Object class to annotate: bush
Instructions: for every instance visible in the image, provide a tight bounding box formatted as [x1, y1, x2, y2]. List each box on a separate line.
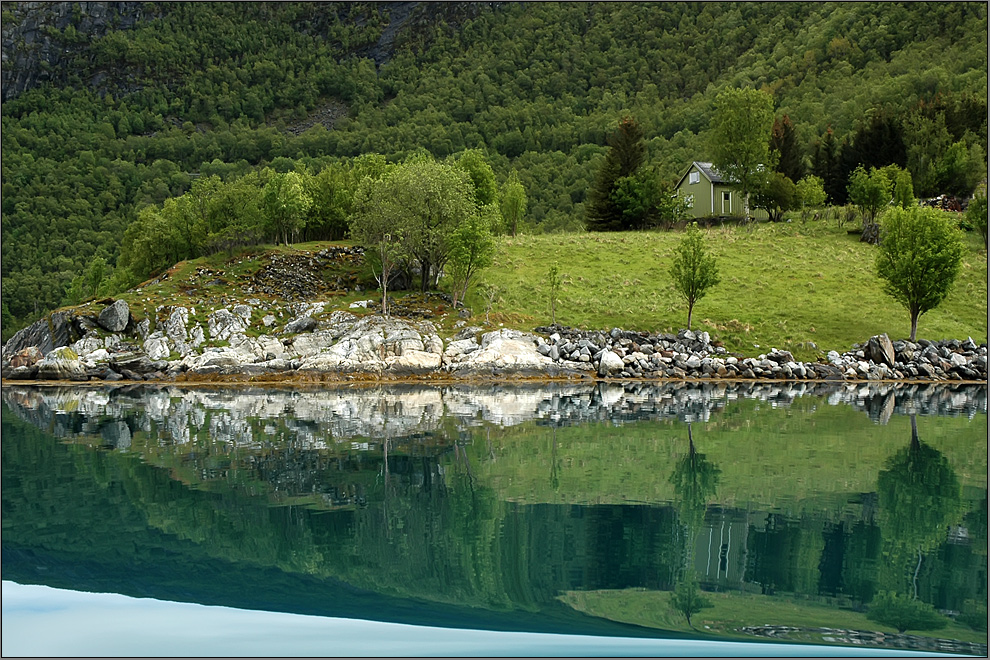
[867, 592, 948, 633]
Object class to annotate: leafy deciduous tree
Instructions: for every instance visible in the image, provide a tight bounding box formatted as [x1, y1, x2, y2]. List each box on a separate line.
[670, 223, 720, 331]
[875, 206, 966, 341]
[500, 171, 527, 237]
[708, 87, 775, 222]
[795, 175, 827, 209]
[965, 183, 987, 248]
[752, 171, 797, 222]
[847, 165, 892, 223]
[447, 212, 497, 307]
[262, 170, 311, 245]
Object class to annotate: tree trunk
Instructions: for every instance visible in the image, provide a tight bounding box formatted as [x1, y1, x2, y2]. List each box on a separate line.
[687, 301, 694, 331]
[910, 310, 919, 342]
[420, 261, 430, 294]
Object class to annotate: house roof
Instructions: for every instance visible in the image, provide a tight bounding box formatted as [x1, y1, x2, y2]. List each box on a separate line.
[676, 161, 731, 188]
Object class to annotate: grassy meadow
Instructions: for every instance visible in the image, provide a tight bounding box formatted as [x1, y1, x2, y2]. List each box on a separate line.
[472, 219, 988, 360]
[558, 588, 989, 646]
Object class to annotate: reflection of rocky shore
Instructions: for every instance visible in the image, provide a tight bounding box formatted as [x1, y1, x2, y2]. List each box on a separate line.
[740, 625, 987, 656]
[2, 381, 985, 449]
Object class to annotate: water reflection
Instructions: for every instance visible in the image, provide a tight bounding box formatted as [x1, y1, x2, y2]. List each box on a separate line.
[1, 382, 986, 654]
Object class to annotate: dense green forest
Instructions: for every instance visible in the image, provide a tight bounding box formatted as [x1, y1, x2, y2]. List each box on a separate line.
[2, 1, 987, 340]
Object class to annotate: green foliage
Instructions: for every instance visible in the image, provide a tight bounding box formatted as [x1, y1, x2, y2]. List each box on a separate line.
[611, 167, 687, 230]
[546, 262, 562, 325]
[669, 224, 720, 331]
[447, 212, 497, 307]
[875, 206, 967, 341]
[586, 117, 647, 231]
[965, 184, 988, 248]
[957, 601, 988, 632]
[867, 592, 949, 633]
[847, 166, 892, 222]
[752, 171, 798, 223]
[350, 174, 409, 316]
[708, 88, 775, 221]
[262, 170, 311, 246]
[500, 171, 527, 237]
[670, 572, 713, 629]
[795, 175, 827, 209]
[455, 149, 499, 210]
[892, 168, 915, 208]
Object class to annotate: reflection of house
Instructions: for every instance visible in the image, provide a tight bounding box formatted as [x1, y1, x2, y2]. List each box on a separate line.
[675, 161, 768, 220]
[692, 508, 750, 588]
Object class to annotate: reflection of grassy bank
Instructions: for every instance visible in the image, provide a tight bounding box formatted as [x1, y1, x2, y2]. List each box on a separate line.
[558, 588, 988, 646]
[475, 399, 988, 509]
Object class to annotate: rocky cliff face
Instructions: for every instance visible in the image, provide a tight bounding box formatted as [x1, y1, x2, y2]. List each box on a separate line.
[2, 1, 152, 101]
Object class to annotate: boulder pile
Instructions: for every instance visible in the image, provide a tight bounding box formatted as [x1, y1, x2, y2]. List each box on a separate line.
[1, 299, 986, 384]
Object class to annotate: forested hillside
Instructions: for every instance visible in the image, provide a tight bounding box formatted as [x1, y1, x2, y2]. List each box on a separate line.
[2, 1, 987, 340]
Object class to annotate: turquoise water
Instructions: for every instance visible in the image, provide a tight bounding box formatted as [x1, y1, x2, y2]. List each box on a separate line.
[1, 382, 986, 656]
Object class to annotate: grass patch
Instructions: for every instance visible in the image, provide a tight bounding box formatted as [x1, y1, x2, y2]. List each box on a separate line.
[472, 223, 987, 360]
[558, 588, 988, 646]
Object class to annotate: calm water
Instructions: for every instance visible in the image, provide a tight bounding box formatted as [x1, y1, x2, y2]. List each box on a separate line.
[2, 382, 986, 656]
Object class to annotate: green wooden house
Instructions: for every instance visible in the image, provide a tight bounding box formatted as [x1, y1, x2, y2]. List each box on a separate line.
[674, 161, 768, 220]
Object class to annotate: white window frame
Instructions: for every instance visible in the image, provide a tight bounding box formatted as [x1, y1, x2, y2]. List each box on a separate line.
[689, 171, 700, 185]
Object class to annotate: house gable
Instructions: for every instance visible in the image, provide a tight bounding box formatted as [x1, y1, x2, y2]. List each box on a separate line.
[674, 161, 767, 219]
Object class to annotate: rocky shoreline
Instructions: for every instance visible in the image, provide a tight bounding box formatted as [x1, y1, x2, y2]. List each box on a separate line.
[2, 298, 987, 384]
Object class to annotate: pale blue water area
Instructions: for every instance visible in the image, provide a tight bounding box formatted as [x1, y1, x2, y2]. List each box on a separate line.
[2, 381, 986, 656]
[0, 582, 951, 657]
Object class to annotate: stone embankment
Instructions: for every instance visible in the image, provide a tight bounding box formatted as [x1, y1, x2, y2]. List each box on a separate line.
[2, 299, 987, 384]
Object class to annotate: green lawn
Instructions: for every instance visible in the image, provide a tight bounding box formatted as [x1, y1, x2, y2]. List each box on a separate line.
[472, 221, 988, 360]
[559, 588, 988, 646]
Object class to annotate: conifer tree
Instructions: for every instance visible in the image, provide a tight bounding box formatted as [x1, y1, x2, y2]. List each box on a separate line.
[586, 117, 646, 231]
[771, 115, 804, 183]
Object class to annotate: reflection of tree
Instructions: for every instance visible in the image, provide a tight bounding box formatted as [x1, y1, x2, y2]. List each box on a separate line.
[670, 570, 712, 629]
[669, 424, 721, 538]
[876, 415, 962, 598]
[549, 426, 560, 492]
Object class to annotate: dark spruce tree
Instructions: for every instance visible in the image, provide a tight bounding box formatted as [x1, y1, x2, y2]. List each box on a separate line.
[770, 115, 804, 183]
[812, 128, 848, 205]
[843, 109, 908, 172]
[586, 117, 646, 231]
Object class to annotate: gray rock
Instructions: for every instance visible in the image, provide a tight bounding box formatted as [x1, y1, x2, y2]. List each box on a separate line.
[284, 315, 319, 334]
[36, 346, 86, 380]
[684, 355, 702, 370]
[867, 333, 896, 368]
[98, 300, 130, 332]
[208, 308, 247, 341]
[232, 304, 253, 324]
[143, 333, 171, 361]
[110, 351, 156, 374]
[164, 307, 189, 342]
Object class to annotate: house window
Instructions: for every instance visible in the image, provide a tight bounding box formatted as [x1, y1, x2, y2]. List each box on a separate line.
[689, 171, 700, 184]
[723, 192, 731, 203]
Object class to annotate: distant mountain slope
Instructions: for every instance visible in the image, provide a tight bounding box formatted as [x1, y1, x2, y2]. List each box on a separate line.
[1, 2, 986, 339]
